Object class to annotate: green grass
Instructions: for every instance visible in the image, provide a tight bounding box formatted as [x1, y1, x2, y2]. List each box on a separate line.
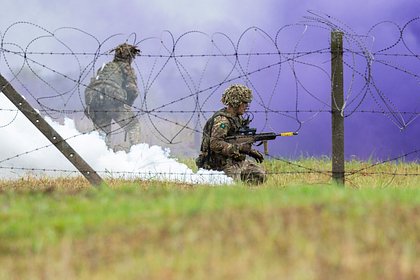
[0, 159, 420, 279]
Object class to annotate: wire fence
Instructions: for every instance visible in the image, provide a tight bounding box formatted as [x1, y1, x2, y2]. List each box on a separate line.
[0, 11, 419, 184]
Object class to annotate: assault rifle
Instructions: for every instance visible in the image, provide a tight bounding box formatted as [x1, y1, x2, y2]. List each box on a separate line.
[225, 126, 298, 155]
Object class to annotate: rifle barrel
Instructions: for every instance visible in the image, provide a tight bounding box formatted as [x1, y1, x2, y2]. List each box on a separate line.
[278, 132, 298, 137]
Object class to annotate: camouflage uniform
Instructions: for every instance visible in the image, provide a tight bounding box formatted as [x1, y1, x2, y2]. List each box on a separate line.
[85, 43, 141, 152]
[196, 85, 267, 184]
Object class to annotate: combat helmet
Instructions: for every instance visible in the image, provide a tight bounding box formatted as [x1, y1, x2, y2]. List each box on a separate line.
[113, 43, 141, 62]
[221, 84, 253, 108]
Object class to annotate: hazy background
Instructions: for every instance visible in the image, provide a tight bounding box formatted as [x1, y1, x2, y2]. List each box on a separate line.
[1, 0, 420, 162]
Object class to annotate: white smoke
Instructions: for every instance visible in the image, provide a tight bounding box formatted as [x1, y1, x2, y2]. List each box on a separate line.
[0, 93, 232, 185]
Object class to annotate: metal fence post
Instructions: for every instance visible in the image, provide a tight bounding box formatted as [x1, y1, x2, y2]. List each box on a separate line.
[331, 30, 345, 186]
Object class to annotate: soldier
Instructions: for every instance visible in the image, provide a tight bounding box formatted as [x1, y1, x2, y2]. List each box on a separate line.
[84, 43, 141, 152]
[196, 84, 266, 184]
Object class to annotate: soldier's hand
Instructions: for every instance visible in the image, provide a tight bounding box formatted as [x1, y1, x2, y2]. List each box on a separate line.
[248, 149, 264, 163]
[238, 143, 252, 153]
[126, 89, 138, 105]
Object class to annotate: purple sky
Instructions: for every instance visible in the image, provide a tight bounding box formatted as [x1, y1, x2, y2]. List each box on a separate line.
[1, 0, 420, 161]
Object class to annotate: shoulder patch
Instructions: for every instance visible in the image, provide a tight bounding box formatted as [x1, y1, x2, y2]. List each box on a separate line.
[220, 123, 226, 129]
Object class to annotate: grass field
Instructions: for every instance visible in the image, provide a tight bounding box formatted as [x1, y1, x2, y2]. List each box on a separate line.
[0, 159, 419, 279]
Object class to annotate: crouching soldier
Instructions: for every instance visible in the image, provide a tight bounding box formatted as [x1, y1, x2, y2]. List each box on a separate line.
[196, 84, 266, 184]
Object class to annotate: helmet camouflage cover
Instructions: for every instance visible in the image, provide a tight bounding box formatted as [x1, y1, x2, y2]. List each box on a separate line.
[113, 43, 141, 61]
[221, 84, 253, 107]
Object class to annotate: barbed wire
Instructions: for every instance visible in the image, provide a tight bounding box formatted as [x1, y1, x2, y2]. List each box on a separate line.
[0, 13, 419, 183]
[4, 108, 420, 115]
[2, 161, 420, 178]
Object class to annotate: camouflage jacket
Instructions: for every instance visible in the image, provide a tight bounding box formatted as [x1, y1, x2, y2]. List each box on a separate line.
[85, 61, 139, 106]
[196, 108, 247, 170]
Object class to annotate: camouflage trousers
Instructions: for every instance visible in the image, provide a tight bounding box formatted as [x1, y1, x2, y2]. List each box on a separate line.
[223, 160, 267, 184]
[88, 103, 141, 152]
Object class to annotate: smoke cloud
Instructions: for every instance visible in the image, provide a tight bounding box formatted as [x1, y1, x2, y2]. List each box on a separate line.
[1, 0, 419, 163]
[0, 93, 232, 184]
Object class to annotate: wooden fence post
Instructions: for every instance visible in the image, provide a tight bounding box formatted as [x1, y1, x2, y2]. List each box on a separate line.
[331, 30, 345, 186]
[0, 74, 104, 186]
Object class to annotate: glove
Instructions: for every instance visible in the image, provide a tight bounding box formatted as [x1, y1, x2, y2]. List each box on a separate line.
[237, 143, 252, 154]
[248, 149, 264, 163]
[126, 89, 138, 105]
